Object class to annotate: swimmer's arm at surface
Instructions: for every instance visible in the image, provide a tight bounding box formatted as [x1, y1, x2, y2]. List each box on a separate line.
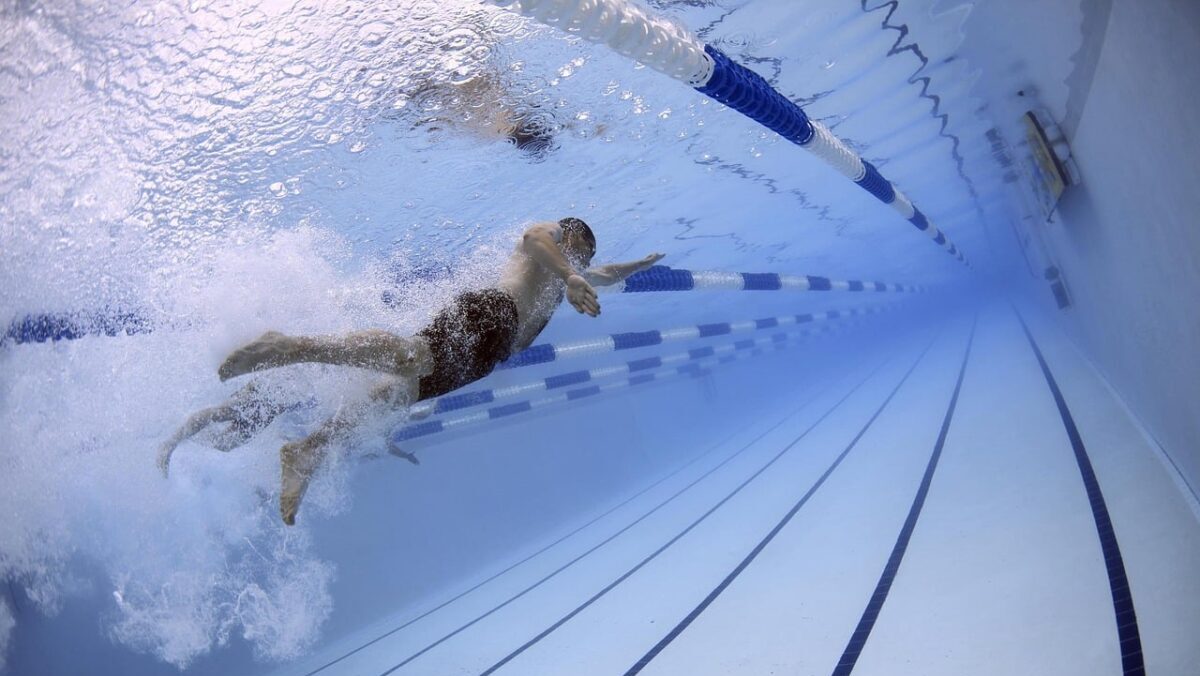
[582, 253, 666, 287]
[521, 222, 600, 317]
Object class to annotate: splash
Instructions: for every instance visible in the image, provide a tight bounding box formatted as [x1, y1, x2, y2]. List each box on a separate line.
[3, 0, 533, 660]
[0, 217, 522, 669]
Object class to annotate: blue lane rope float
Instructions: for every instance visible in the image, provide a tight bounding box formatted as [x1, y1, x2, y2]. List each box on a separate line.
[495, 302, 901, 371]
[392, 326, 820, 446]
[486, 0, 969, 264]
[411, 318, 858, 420]
[2, 308, 152, 346]
[607, 266, 926, 294]
[393, 361, 713, 445]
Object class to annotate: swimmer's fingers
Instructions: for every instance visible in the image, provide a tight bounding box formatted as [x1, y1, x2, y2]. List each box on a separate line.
[642, 252, 666, 267]
[571, 295, 599, 317]
[583, 285, 599, 312]
[580, 288, 601, 317]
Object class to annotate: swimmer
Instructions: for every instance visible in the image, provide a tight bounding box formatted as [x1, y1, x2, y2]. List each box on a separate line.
[408, 71, 579, 159]
[396, 14, 603, 159]
[204, 218, 663, 525]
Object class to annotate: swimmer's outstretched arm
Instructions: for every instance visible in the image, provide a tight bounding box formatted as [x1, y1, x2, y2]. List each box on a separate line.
[582, 252, 666, 287]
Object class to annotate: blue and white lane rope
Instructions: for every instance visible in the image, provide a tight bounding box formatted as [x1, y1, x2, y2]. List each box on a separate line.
[2, 308, 153, 346]
[393, 361, 718, 444]
[496, 302, 900, 370]
[393, 328, 813, 445]
[6, 270, 920, 346]
[413, 319, 853, 419]
[609, 266, 925, 293]
[486, 0, 968, 264]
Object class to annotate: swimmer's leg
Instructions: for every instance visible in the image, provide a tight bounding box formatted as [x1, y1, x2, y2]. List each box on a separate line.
[210, 383, 303, 451]
[158, 404, 236, 477]
[209, 415, 270, 453]
[219, 330, 432, 381]
[159, 382, 285, 475]
[279, 377, 416, 525]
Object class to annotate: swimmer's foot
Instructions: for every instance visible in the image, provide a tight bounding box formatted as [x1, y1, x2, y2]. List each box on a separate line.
[279, 437, 327, 526]
[156, 442, 176, 478]
[219, 331, 293, 381]
[389, 445, 420, 465]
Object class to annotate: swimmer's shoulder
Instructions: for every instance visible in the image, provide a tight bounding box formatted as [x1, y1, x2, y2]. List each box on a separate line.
[520, 220, 563, 244]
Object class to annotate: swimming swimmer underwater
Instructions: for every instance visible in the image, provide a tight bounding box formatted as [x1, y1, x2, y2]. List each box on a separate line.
[161, 218, 664, 525]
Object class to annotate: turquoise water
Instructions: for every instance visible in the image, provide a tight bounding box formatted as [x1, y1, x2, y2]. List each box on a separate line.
[11, 1, 1182, 674]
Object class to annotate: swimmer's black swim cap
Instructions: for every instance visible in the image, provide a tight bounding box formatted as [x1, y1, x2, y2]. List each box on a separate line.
[558, 217, 596, 256]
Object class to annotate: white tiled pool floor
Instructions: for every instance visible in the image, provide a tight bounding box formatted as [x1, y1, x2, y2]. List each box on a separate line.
[282, 306, 1200, 675]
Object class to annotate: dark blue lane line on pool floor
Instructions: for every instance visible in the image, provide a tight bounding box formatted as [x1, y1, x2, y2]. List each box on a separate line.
[304, 407, 802, 676]
[830, 316, 976, 675]
[622, 333, 940, 676]
[372, 357, 890, 676]
[480, 342, 928, 676]
[1016, 310, 1145, 676]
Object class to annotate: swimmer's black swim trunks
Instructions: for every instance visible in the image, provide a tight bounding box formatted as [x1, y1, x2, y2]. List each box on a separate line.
[416, 289, 520, 400]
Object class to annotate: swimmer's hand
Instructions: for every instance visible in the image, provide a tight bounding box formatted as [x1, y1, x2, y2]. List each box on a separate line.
[567, 273, 600, 317]
[632, 252, 666, 272]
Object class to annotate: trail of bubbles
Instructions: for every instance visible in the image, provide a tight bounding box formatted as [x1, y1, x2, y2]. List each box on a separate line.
[0, 223, 517, 669]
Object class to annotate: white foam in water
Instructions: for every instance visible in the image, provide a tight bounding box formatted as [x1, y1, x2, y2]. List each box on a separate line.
[0, 206, 526, 668]
[3, 238, 321, 667]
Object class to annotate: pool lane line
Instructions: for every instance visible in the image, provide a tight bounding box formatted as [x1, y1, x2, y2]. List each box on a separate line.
[830, 315, 976, 675]
[476, 333, 938, 676]
[621, 330, 945, 676]
[307, 364, 840, 674]
[302, 404, 781, 676]
[374, 346, 903, 676]
[1015, 309, 1145, 676]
